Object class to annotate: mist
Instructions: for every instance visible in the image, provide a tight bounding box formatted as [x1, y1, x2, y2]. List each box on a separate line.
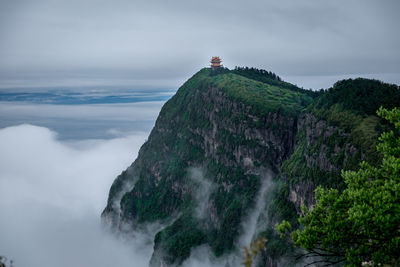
[238, 172, 274, 249]
[188, 167, 215, 221]
[0, 124, 153, 267]
[0, 95, 264, 267]
[0, 125, 279, 267]
[181, 170, 275, 267]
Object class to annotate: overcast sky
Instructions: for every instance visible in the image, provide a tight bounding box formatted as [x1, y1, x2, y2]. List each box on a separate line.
[0, 0, 399, 89]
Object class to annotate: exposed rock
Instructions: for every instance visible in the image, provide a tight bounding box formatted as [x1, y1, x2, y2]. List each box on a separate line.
[102, 69, 391, 266]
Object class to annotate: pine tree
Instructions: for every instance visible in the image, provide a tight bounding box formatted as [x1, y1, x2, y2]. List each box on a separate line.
[277, 107, 400, 266]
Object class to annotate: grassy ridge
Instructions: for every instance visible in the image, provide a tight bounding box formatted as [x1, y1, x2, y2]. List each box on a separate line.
[184, 68, 314, 116]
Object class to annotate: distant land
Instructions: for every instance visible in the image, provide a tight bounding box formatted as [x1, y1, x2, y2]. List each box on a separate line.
[0, 89, 174, 105]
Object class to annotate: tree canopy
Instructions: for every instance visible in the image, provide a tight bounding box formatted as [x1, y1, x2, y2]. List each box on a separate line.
[231, 66, 319, 98]
[313, 79, 400, 117]
[277, 107, 400, 266]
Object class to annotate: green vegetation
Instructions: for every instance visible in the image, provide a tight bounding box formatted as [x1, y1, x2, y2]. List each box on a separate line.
[232, 66, 320, 98]
[313, 78, 400, 116]
[242, 237, 267, 267]
[306, 78, 400, 168]
[279, 78, 400, 192]
[209, 66, 231, 76]
[253, 78, 400, 264]
[102, 66, 400, 266]
[154, 214, 207, 265]
[103, 67, 313, 265]
[267, 178, 298, 226]
[170, 67, 314, 116]
[211, 70, 313, 116]
[277, 107, 400, 266]
[233, 66, 283, 82]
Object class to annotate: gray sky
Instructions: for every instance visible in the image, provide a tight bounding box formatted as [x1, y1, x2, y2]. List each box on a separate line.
[1, 0, 399, 89]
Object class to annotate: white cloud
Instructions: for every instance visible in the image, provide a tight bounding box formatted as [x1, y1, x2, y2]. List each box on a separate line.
[0, 124, 153, 267]
[0, 123, 280, 267]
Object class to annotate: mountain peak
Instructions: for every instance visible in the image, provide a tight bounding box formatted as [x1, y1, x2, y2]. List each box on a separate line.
[102, 68, 399, 266]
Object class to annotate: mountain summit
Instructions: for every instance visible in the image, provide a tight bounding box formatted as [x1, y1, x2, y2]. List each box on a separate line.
[102, 67, 400, 266]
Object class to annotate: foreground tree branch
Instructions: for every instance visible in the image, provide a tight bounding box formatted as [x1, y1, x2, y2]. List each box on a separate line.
[277, 107, 400, 266]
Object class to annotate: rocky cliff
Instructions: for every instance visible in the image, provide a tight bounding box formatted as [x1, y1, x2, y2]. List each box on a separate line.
[102, 68, 400, 266]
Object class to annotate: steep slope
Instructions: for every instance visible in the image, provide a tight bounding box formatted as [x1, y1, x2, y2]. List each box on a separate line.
[258, 78, 400, 265]
[102, 69, 400, 266]
[102, 68, 312, 266]
[281, 78, 400, 212]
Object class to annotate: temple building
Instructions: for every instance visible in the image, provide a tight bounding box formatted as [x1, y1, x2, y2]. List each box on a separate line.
[210, 56, 222, 70]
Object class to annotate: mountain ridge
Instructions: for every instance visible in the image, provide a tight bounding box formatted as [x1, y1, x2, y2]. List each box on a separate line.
[102, 67, 400, 266]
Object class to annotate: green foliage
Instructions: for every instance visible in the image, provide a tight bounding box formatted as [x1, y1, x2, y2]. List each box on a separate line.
[309, 103, 382, 166]
[246, 226, 297, 267]
[211, 71, 313, 116]
[242, 237, 267, 267]
[233, 66, 283, 82]
[267, 179, 298, 226]
[120, 170, 187, 222]
[103, 67, 400, 266]
[279, 107, 400, 266]
[316, 103, 364, 131]
[309, 79, 399, 161]
[107, 67, 306, 262]
[209, 66, 230, 76]
[280, 132, 348, 190]
[280, 78, 398, 191]
[313, 78, 400, 117]
[154, 214, 207, 265]
[210, 198, 244, 256]
[232, 66, 320, 98]
[275, 220, 291, 239]
[207, 162, 261, 256]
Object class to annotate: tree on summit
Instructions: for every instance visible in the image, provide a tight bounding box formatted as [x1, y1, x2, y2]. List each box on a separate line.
[277, 107, 400, 266]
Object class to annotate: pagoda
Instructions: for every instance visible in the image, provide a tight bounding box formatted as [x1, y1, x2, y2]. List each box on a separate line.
[210, 56, 222, 70]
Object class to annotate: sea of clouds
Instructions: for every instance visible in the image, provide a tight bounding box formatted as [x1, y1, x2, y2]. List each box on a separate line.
[0, 98, 165, 267]
[0, 99, 274, 267]
[0, 124, 154, 267]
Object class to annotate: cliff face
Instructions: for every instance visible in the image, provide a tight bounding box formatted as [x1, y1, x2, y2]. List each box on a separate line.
[102, 68, 400, 266]
[286, 113, 360, 213]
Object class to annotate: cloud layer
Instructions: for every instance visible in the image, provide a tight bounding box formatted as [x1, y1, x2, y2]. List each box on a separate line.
[0, 101, 165, 139]
[0, 124, 152, 267]
[1, 0, 399, 89]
